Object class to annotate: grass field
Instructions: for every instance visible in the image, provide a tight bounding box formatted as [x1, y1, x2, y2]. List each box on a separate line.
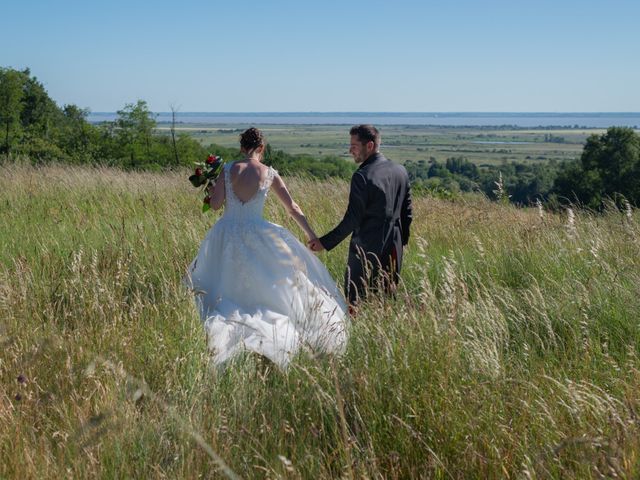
[159, 124, 601, 166]
[2, 163, 640, 478]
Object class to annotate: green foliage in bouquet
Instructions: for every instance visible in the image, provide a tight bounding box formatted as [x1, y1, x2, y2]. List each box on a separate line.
[189, 154, 225, 212]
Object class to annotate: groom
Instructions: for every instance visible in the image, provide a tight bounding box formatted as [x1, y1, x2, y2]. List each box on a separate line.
[308, 125, 412, 307]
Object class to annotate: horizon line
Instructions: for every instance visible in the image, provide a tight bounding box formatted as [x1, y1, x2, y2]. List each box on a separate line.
[89, 111, 640, 115]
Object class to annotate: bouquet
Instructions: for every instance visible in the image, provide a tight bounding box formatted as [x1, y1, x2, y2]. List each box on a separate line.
[189, 154, 225, 212]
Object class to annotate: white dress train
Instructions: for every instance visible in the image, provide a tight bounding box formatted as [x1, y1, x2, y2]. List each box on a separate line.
[185, 163, 348, 368]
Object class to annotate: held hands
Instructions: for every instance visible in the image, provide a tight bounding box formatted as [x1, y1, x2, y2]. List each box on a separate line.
[307, 238, 325, 252]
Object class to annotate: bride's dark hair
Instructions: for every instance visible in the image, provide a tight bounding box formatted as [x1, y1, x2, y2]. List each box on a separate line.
[240, 127, 265, 152]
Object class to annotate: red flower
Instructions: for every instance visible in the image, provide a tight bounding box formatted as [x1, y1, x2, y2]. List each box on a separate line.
[203, 196, 211, 204]
[206, 154, 217, 164]
[195, 167, 203, 176]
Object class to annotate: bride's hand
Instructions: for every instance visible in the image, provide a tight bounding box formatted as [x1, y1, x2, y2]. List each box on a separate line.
[307, 238, 325, 252]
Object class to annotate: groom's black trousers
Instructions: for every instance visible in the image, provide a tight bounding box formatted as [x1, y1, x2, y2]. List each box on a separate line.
[344, 245, 400, 305]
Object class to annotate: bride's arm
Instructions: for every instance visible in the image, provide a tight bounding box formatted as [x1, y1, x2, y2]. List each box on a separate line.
[271, 173, 317, 240]
[207, 172, 226, 210]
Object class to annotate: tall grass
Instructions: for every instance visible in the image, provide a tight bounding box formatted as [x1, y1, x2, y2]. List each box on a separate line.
[1, 163, 639, 478]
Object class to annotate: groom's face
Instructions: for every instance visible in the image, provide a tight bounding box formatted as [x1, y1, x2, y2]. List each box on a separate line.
[350, 135, 372, 164]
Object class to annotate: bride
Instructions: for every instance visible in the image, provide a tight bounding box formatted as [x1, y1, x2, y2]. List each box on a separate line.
[185, 127, 348, 368]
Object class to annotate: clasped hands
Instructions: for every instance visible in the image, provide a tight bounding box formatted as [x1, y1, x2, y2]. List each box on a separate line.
[307, 237, 325, 252]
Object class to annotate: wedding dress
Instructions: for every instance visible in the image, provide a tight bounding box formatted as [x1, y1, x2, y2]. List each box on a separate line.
[185, 163, 348, 368]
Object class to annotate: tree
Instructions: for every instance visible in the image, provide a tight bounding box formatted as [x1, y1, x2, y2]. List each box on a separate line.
[169, 104, 180, 166]
[427, 160, 451, 179]
[1, 67, 70, 161]
[20, 71, 59, 139]
[58, 104, 99, 161]
[115, 100, 157, 164]
[0, 68, 24, 154]
[554, 127, 640, 208]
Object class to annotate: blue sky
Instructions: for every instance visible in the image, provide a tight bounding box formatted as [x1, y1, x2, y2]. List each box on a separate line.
[3, 0, 639, 112]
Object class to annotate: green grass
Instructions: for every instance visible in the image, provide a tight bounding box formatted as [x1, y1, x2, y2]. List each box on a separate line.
[2, 163, 640, 478]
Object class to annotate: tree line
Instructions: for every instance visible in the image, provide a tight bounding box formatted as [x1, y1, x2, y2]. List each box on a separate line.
[403, 126, 640, 208]
[0, 67, 206, 168]
[2, 67, 639, 207]
[0, 67, 355, 179]
[404, 157, 559, 205]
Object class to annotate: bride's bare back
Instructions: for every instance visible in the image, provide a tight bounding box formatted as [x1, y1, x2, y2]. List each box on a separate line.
[229, 161, 270, 203]
[206, 126, 318, 242]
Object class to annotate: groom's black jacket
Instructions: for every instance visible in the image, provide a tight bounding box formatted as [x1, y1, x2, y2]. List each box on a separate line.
[319, 152, 412, 295]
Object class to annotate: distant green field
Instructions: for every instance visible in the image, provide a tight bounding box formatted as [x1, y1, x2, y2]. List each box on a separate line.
[157, 124, 605, 165]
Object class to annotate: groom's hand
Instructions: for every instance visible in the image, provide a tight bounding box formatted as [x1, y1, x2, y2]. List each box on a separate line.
[307, 238, 325, 252]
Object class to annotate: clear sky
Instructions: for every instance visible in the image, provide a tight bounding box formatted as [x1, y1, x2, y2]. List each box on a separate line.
[3, 0, 639, 112]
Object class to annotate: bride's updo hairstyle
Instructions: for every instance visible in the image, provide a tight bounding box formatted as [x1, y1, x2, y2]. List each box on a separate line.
[240, 127, 265, 153]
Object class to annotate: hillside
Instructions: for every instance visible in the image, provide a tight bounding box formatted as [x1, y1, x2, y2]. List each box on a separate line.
[1, 164, 639, 478]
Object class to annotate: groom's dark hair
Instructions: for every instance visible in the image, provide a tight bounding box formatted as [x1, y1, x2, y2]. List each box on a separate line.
[350, 124, 380, 149]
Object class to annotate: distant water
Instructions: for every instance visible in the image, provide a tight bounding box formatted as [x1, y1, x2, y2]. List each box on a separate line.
[87, 112, 640, 128]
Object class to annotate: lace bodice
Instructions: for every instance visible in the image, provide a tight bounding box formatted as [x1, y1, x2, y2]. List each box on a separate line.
[221, 163, 276, 222]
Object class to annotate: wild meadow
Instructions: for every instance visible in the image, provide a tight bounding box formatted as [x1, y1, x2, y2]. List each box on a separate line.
[1, 163, 640, 479]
